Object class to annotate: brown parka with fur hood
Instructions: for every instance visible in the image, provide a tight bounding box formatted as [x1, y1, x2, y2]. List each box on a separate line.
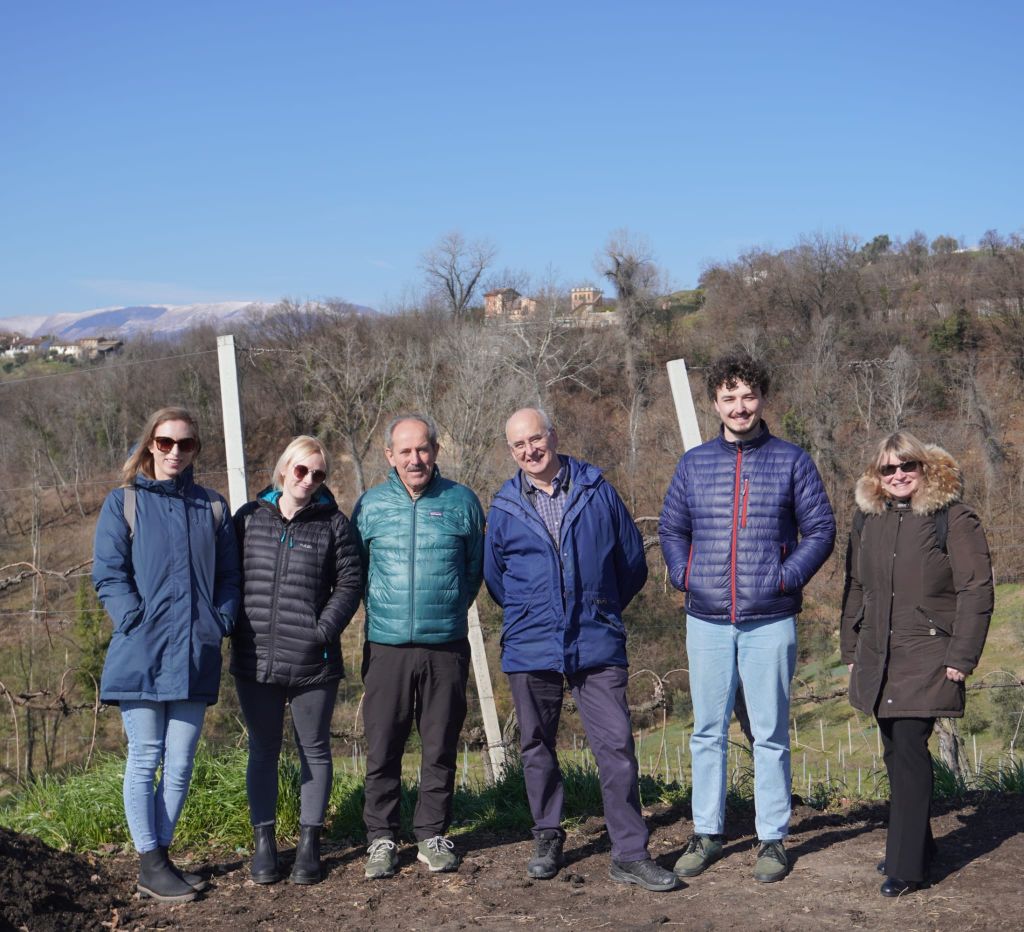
[840, 446, 993, 718]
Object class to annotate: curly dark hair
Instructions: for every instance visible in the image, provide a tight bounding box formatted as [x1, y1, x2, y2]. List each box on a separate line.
[705, 353, 771, 400]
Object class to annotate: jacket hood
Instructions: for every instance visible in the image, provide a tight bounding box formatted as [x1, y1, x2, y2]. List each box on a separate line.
[494, 455, 603, 507]
[854, 445, 963, 516]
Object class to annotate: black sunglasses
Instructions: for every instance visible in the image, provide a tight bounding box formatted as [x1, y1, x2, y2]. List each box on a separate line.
[153, 436, 198, 454]
[879, 460, 920, 477]
[293, 464, 327, 484]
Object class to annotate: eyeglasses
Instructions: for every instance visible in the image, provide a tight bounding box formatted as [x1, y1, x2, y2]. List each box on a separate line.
[509, 431, 551, 454]
[153, 436, 198, 454]
[293, 464, 327, 484]
[879, 460, 920, 477]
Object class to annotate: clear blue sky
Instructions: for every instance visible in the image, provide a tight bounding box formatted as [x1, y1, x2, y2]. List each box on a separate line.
[2, 0, 1021, 317]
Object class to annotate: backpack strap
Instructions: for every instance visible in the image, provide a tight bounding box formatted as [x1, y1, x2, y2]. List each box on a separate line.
[198, 486, 225, 529]
[123, 486, 137, 540]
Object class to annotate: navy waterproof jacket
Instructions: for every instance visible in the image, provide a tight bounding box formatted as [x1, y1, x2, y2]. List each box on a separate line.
[658, 425, 835, 623]
[484, 456, 647, 674]
[93, 467, 241, 704]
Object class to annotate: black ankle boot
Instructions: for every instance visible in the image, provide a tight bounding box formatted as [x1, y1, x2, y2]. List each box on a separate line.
[251, 823, 280, 884]
[159, 845, 208, 892]
[137, 848, 198, 903]
[290, 825, 322, 884]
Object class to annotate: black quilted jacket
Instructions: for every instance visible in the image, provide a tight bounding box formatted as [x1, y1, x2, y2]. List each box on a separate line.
[230, 486, 362, 686]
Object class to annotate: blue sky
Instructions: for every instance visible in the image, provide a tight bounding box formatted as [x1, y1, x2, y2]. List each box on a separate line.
[1, 1, 1021, 317]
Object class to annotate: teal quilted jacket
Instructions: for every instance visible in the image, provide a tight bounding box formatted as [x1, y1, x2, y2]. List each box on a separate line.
[352, 467, 484, 644]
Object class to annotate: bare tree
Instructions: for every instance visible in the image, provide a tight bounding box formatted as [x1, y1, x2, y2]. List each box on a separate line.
[882, 345, 919, 430]
[421, 231, 497, 319]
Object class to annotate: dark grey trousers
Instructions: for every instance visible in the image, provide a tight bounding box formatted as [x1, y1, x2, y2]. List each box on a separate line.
[234, 676, 339, 827]
[361, 640, 470, 842]
[509, 665, 650, 862]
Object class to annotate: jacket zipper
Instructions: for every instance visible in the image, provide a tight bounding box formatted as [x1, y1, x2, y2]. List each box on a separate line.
[266, 517, 290, 678]
[730, 448, 743, 623]
[684, 546, 695, 589]
[740, 478, 750, 528]
[409, 495, 418, 641]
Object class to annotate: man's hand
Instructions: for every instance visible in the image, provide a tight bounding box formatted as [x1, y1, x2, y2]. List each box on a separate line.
[945, 667, 966, 683]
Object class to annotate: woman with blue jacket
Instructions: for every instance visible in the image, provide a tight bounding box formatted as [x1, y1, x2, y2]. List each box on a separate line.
[93, 406, 240, 903]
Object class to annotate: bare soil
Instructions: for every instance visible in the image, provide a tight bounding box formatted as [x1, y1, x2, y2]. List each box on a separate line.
[3, 794, 1022, 931]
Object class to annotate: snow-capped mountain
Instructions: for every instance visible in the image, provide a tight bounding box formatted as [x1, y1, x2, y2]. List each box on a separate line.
[0, 301, 375, 339]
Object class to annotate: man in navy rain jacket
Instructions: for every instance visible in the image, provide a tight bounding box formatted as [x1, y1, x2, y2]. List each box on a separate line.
[485, 407, 678, 893]
[659, 353, 835, 884]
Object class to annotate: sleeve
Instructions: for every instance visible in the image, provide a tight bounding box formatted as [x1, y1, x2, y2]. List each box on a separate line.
[463, 491, 486, 607]
[944, 505, 994, 675]
[213, 495, 241, 636]
[839, 516, 864, 664]
[350, 496, 371, 598]
[781, 452, 837, 592]
[658, 456, 692, 592]
[92, 488, 144, 633]
[609, 484, 648, 609]
[483, 505, 506, 608]
[316, 512, 364, 644]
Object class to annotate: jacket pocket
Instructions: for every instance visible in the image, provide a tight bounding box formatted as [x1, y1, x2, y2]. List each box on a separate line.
[914, 606, 952, 637]
[118, 603, 145, 636]
[683, 547, 696, 590]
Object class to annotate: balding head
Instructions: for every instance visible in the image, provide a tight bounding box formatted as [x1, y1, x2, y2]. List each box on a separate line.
[505, 407, 560, 487]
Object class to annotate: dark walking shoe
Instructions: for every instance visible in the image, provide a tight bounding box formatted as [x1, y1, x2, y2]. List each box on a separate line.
[290, 825, 323, 884]
[609, 858, 679, 892]
[251, 823, 280, 884]
[673, 834, 724, 877]
[159, 845, 208, 892]
[527, 830, 564, 880]
[137, 848, 198, 903]
[753, 840, 789, 883]
[880, 877, 924, 897]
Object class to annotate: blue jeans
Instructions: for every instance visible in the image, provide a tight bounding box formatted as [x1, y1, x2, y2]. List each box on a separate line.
[120, 700, 206, 853]
[686, 615, 796, 841]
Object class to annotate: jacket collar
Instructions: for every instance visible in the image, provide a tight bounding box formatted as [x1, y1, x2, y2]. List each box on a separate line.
[134, 464, 196, 496]
[714, 421, 774, 453]
[386, 464, 442, 500]
[257, 484, 337, 519]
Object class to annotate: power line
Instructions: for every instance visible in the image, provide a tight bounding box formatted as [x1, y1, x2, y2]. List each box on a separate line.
[0, 348, 218, 390]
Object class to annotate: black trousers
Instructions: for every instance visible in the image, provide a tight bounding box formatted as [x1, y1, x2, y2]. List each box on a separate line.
[879, 716, 936, 882]
[361, 640, 470, 842]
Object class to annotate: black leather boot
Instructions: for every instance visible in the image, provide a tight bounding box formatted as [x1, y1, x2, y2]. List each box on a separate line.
[290, 824, 322, 884]
[251, 823, 280, 884]
[137, 848, 197, 903]
[159, 845, 208, 892]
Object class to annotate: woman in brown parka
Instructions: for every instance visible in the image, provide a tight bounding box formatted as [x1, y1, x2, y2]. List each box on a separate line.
[840, 431, 993, 897]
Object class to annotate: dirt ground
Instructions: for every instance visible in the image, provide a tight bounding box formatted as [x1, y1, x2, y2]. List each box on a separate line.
[3, 793, 1023, 932]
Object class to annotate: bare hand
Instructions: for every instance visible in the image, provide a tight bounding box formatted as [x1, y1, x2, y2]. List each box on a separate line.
[945, 667, 966, 682]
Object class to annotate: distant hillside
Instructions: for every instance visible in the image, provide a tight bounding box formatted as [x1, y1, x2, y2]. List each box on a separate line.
[0, 300, 377, 340]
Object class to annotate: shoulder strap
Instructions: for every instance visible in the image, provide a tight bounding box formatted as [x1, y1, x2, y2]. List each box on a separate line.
[934, 507, 948, 554]
[198, 486, 224, 528]
[124, 487, 137, 540]
[852, 509, 865, 537]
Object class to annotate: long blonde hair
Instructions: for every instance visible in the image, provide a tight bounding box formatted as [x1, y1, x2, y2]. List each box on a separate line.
[272, 435, 330, 491]
[121, 407, 202, 486]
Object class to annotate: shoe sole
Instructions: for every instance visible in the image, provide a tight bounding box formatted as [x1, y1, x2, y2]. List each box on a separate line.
[674, 850, 723, 878]
[137, 883, 198, 904]
[608, 865, 678, 892]
[364, 867, 396, 879]
[753, 867, 789, 883]
[290, 871, 322, 885]
[416, 852, 458, 872]
[527, 867, 559, 880]
[251, 871, 280, 885]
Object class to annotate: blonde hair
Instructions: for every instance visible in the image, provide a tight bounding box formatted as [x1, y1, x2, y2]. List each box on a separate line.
[867, 430, 932, 480]
[121, 407, 201, 486]
[272, 435, 330, 491]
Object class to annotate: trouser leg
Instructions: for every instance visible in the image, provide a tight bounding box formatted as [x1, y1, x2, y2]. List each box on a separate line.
[120, 701, 163, 853]
[235, 677, 288, 826]
[880, 716, 935, 883]
[413, 640, 470, 840]
[508, 670, 566, 837]
[288, 680, 340, 827]
[735, 616, 797, 841]
[686, 616, 739, 835]
[362, 642, 415, 841]
[571, 665, 649, 862]
[153, 700, 206, 848]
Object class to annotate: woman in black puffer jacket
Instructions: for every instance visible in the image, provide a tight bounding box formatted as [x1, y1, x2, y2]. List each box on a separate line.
[232, 435, 362, 885]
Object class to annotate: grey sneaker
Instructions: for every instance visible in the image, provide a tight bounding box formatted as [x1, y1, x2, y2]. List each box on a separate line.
[365, 837, 398, 879]
[674, 834, 724, 877]
[527, 830, 564, 880]
[609, 858, 679, 892]
[417, 835, 459, 873]
[753, 840, 789, 883]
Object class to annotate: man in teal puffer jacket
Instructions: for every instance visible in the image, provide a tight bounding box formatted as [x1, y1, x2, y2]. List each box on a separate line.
[353, 414, 485, 878]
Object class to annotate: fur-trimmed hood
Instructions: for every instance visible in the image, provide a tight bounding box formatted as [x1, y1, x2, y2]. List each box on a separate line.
[854, 444, 963, 516]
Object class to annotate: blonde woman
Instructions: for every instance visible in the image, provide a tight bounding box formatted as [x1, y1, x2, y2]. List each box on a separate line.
[841, 431, 993, 896]
[93, 406, 240, 903]
[232, 436, 362, 884]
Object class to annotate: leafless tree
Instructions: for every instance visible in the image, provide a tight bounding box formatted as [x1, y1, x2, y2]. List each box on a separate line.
[421, 231, 497, 319]
[882, 345, 919, 430]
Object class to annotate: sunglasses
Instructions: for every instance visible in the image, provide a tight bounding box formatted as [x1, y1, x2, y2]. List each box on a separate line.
[293, 464, 327, 484]
[153, 436, 198, 454]
[879, 460, 920, 477]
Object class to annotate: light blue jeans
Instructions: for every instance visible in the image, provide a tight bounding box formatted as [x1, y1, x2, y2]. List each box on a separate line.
[120, 700, 206, 853]
[686, 615, 797, 841]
